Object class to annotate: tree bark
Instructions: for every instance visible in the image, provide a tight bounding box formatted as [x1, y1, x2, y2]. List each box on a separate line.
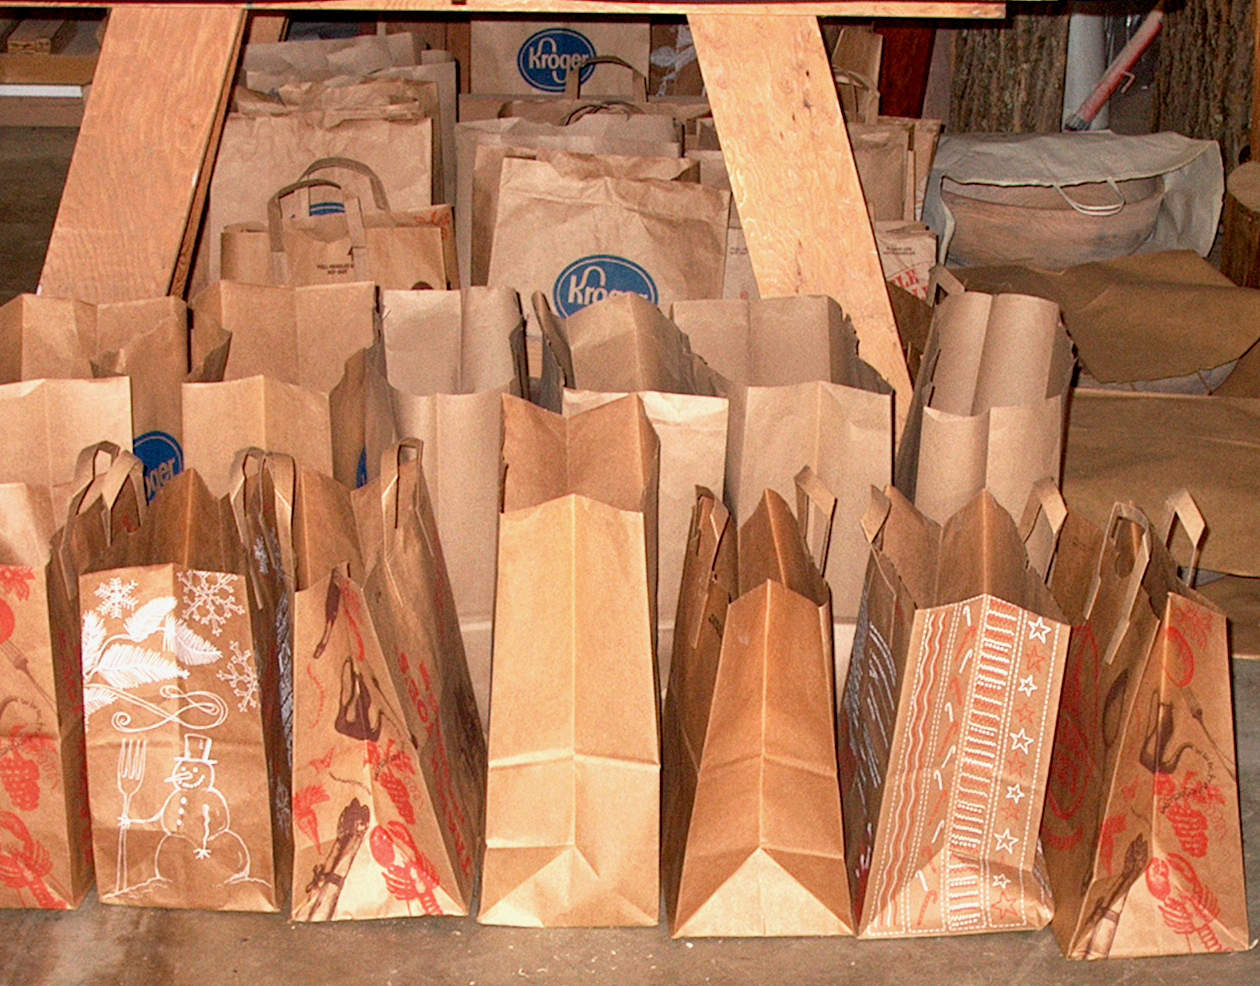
[1154, 0, 1254, 169]
[951, 7, 1070, 133]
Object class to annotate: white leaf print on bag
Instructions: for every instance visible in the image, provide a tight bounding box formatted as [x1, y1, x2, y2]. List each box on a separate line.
[95, 643, 189, 690]
[123, 597, 178, 644]
[81, 609, 107, 678]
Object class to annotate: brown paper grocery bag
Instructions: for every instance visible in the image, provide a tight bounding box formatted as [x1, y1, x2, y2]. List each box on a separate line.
[0, 294, 230, 501]
[673, 296, 893, 622]
[81, 468, 283, 911]
[480, 394, 660, 926]
[0, 378, 133, 522]
[894, 286, 1074, 526]
[221, 158, 456, 291]
[192, 280, 376, 396]
[196, 107, 433, 294]
[535, 292, 727, 678]
[472, 147, 696, 290]
[470, 19, 650, 96]
[1042, 497, 1249, 958]
[360, 288, 526, 724]
[0, 445, 145, 909]
[487, 157, 727, 324]
[455, 115, 681, 288]
[289, 445, 485, 920]
[839, 484, 1070, 938]
[183, 376, 333, 498]
[666, 481, 852, 937]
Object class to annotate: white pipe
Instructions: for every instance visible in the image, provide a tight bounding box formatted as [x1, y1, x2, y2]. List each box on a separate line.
[1063, 5, 1109, 130]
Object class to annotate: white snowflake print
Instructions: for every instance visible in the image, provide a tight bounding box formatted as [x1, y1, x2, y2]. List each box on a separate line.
[94, 577, 139, 619]
[178, 570, 245, 637]
[217, 640, 259, 712]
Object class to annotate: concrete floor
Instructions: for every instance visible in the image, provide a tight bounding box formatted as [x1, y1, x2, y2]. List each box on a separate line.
[0, 125, 1258, 984]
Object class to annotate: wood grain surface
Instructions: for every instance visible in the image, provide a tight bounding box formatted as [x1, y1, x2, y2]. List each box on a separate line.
[690, 12, 912, 428]
[38, 5, 244, 303]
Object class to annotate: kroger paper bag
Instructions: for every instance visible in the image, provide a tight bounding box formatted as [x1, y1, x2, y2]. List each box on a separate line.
[488, 157, 727, 328]
[470, 19, 650, 96]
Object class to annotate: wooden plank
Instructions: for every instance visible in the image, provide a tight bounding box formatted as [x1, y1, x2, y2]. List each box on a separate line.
[0, 94, 83, 126]
[6, 18, 72, 54]
[39, 5, 244, 304]
[17, 2, 1013, 20]
[0, 19, 99, 85]
[246, 12, 288, 45]
[689, 12, 913, 428]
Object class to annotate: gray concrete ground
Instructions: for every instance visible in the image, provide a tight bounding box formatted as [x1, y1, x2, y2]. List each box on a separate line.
[0, 125, 1257, 985]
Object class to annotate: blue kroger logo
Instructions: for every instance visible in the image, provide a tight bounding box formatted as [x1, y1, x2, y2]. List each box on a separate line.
[133, 430, 183, 502]
[517, 28, 597, 93]
[356, 448, 369, 489]
[553, 255, 659, 317]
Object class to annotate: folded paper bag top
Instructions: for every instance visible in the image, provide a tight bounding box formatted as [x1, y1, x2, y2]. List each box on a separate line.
[839, 483, 1070, 939]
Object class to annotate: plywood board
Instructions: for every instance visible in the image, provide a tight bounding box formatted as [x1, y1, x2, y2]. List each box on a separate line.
[38, 5, 244, 303]
[690, 12, 913, 429]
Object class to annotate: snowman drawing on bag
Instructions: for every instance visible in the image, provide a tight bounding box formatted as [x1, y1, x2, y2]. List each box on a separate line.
[116, 734, 262, 895]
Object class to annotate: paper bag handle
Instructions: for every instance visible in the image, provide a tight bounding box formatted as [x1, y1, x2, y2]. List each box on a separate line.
[59, 443, 147, 598]
[266, 177, 371, 285]
[928, 264, 965, 300]
[860, 486, 892, 545]
[1086, 502, 1153, 666]
[378, 439, 424, 536]
[300, 156, 392, 212]
[564, 100, 643, 125]
[563, 55, 648, 102]
[794, 466, 837, 574]
[227, 448, 297, 605]
[1018, 477, 1067, 582]
[1159, 489, 1205, 586]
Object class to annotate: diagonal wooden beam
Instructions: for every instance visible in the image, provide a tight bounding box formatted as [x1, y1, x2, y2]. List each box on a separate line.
[690, 13, 912, 431]
[39, 5, 245, 303]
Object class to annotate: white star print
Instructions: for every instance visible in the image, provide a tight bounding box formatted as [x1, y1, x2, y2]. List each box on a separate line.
[1017, 674, 1038, 697]
[992, 873, 1010, 890]
[1005, 783, 1026, 804]
[1027, 616, 1050, 643]
[1009, 729, 1033, 754]
[995, 829, 1019, 854]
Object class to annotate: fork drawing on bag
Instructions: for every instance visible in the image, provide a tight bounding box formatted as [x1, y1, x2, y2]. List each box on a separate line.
[113, 737, 147, 896]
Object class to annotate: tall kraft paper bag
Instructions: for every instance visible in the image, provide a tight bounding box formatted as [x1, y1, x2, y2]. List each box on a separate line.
[534, 292, 727, 680]
[480, 394, 660, 927]
[1042, 496, 1249, 958]
[672, 296, 893, 624]
[487, 157, 728, 327]
[839, 484, 1071, 938]
[361, 287, 526, 726]
[288, 445, 485, 921]
[894, 284, 1075, 526]
[81, 469, 286, 911]
[0, 446, 145, 909]
[666, 477, 852, 937]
